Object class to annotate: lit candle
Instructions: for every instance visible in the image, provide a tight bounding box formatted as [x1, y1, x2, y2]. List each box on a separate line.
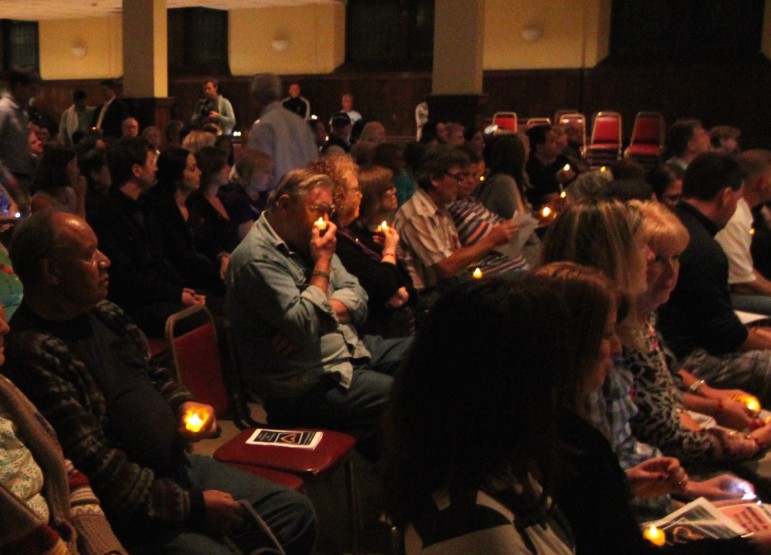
[377, 221, 388, 232]
[560, 190, 567, 199]
[562, 163, 570, 172]
[184, 410, 206, 433]
[600, 166, 607, 172]
[472, 267, 483, 279]
[733, 393, 761, 414]
[541, 206, 552, 218]
[315, 217, 327, 231]
[750, 227, 756, 235]
[643, 525, 666, 547]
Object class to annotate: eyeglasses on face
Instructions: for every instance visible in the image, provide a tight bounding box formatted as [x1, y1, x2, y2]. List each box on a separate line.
[308, 203, 335, 217]
[444, 171, 469, 183]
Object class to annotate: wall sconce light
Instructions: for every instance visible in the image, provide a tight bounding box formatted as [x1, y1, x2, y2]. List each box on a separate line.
[71, 42, 87, 58]
[271, 38, 289, 52]
[521, 24, 544, 43]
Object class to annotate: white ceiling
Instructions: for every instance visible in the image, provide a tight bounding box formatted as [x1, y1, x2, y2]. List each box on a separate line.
[0, 0, 342, 21]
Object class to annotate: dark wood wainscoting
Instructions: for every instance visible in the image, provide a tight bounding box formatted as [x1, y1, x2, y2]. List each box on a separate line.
[33, 59, 771, 148]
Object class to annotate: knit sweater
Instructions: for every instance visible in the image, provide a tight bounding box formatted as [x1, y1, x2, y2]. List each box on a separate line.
[0, 375, 125, 554]
[4, 300, 203, 533]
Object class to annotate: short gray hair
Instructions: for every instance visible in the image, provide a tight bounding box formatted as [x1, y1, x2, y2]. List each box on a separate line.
[267, 168, 333, 210]
[250, 73, 282, 104]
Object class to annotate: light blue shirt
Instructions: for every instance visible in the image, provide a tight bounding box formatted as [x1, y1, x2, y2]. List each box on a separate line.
[226, 213, 369, 399]
[248, 102, 318, 189]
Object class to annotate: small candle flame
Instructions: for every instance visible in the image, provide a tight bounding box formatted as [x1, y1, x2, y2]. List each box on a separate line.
[733, 393, 761, 414]
[377, 221, 388, 232]
[600, 166, 607, 172]
[184, 411, 205, 433]
[315, 217, 327, 230]
[560, 190, 567, 198]
[472, 267, 483, 279]
[541, 206, 552, 218]
[643, 525, 665, 547]
[562, 164, 570, 172]
[750, 227, 756, 235]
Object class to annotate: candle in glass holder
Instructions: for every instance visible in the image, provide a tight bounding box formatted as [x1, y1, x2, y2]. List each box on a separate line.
[184, 410, 205, 433]
[315, 217, 327, 231]
[472, 267, 483, 279]
[642, 525, 665, 547]
[377, 221, 388, 232]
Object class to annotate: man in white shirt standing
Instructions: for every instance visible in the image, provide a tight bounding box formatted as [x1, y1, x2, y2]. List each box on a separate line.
[716, 149, 771, 315]
[58, 89, 93, 147]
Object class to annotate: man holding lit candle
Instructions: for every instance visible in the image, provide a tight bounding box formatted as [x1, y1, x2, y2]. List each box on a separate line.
[226, 168, 407, 439]
[4, 211, 316, 554]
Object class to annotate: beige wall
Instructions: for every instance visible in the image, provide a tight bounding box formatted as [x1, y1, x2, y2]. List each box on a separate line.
[39, 16, 123, 80]
[36, 2, 615, 81]
[229, 3, 345, 76]
[483, 0, 610, 70]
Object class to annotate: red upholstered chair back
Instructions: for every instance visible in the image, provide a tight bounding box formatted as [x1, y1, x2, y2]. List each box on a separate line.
[526, 117, 551, 128]
[166, 305, 231, 416]
[630, 112, 664, 146]
[492, 111, 518, 133]
[590, 112, 622, 145]
[558, 112, 586, 146]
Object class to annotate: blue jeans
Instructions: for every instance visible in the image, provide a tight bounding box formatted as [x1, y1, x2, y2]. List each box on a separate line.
[265, 336, 412, 433]
[123, 454, 316, 554]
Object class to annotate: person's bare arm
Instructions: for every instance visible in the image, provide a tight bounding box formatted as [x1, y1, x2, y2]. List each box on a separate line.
[731, 270, 771, 297]
[740, 326, 771, 351]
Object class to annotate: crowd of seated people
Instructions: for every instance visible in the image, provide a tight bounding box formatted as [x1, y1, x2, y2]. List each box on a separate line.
[9, 68, 771, 552]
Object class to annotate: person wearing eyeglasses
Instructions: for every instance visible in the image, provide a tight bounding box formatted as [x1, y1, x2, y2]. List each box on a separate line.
[226, 168, 408, 446]
[393, 145, 518, 305]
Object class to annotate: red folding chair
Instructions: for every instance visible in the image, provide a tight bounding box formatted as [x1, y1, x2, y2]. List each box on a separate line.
[584, 111, 622, 168]
[554, 109, 579, 124]
[492, 111, 518, 134]
[165, 305, 359, 548]
[557, 112, 586, 148]
[526, 117, 551, 128]
[624, 111, 665, 170]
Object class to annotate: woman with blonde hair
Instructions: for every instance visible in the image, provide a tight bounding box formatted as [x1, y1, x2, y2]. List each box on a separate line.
[532, 262, 768, 555]
[541, 200, 754, 518]
[223, 149, 275, 239]
[622, 200, 771, 465]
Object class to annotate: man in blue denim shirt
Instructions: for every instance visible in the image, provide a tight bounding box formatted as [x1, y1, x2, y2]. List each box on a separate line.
[226, 168, 408, 435]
